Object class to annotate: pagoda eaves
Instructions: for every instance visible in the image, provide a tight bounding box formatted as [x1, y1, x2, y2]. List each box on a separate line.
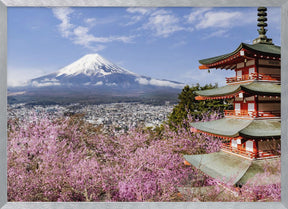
[199, 42, 280, 70]
[190, 118, 280, 139]
[195, 81, 280, 100]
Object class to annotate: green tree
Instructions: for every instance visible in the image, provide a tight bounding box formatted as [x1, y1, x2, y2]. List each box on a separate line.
[168, 83, 231, 128]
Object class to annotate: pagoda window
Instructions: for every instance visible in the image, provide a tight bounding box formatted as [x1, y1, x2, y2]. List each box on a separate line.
[246, 140, 254, 152]
[236, 70, 242, 80]
[235, 103, 241, 114]
[248, 103, 255, 112]
[248, 67, 255, 77]
[231, 139, 238, 148]
[248, 103, 255, 116]
[237, 138, 242, 145]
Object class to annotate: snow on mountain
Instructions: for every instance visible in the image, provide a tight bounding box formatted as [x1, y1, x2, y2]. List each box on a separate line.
[56, 54, 137, 77]
[28, 54, 185, 89]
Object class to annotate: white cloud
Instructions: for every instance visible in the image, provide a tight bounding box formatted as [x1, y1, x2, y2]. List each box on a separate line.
[124, 7, 263, 40]
[143, 10, 184, 37]
[31, 81, 61, 87]
[84, 18, 97, 26]
[106, 82, 117, 86]
[8, 80, 29, 87]
[202, 29, 229, 39]
[52, 8, 75, 38]
[31, 78, 61, 87]
[126, 8, 185, 37]
[150, 79, 185, 88]
[42, 78, 59, 82]
[186, 8, 256, 31]
[196, 11, 242, 29]
[124, 15, 144, 26]
[135, 77, 149, 85]
[7, 67, 49, 87]
[52, 8, 135, 51]
[94, 81, 103, 86]
[126, 8, 152, 15]
[186, 8, 212, 23]
[135, 77, 184, 89]
[125, 8, 155, 26]
[72, 25, 134, 50]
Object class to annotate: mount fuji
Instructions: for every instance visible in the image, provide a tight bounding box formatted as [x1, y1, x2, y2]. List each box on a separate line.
[8, 54, 185, 105]
[29, 54, 184, 89]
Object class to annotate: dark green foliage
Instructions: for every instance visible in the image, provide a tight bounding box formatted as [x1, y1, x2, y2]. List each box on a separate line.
[168, 83, 231, 127]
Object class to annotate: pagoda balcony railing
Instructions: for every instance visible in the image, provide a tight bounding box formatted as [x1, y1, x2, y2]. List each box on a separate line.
[221, 143, 256, 159]
[226, 73, 280, 84]
[221, 143, 278, 159]
[224, 110, 281, 118]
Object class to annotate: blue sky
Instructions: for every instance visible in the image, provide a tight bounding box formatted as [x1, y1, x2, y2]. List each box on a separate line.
[7, 7, 281, 87]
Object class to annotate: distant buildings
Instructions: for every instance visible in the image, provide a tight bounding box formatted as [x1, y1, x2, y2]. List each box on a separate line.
[8, 102, 173, 133]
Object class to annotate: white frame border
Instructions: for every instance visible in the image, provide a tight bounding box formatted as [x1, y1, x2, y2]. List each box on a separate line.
[1, 0, 287, 209]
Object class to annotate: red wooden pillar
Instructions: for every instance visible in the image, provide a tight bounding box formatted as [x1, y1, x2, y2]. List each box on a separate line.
[255, 95, 259, 117]
[255, 140, 259, 159]
[255, 58, 259, 77]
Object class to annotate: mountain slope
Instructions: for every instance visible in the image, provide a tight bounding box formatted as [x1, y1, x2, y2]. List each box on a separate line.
[29, 54, 184, 89]
[9, 54, 185, 105]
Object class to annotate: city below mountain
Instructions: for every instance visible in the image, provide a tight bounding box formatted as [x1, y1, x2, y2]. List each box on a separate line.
[8, 54, 185, 105]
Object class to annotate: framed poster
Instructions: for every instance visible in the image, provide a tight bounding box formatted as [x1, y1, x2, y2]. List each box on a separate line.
[1, 0, 288, 209]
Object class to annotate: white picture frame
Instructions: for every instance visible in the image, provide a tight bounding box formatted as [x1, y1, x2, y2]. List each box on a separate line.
[1, 0, 288, 209]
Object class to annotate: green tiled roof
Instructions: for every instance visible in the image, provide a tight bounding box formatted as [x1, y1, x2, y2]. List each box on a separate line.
[241, 82, 281, 96]
[199, 43, 281, 65]
[243, 43, 281, 55]
[190, 118, 281, 138]
[191, 118, 252, 137]
[184, 151, 280, 185]
[195, 84, 241, 97]
[195, 82, 281, 97]
[184, 151, 252, 185]
[240, 119, 281, 138]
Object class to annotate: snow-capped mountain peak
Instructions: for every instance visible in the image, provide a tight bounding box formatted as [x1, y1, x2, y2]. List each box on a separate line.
[56, 53, 136, 77]
[27, 53, 184, 89]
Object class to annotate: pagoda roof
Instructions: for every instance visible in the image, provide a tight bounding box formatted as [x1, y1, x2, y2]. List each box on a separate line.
[191, 118, 251, 138]
[190, 118, 280, 138]
[195, 81, 281, 99]
[184, 151, 251, 185]
[199, 42, 281, 66]
[240, 119, 281, 138]
[184, 151, 280, 185]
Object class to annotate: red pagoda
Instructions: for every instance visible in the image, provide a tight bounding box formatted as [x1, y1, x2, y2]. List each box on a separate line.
[184, 7, 281, 186]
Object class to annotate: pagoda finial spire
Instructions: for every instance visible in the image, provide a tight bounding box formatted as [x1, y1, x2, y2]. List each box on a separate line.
[253, 7, 273, 45]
